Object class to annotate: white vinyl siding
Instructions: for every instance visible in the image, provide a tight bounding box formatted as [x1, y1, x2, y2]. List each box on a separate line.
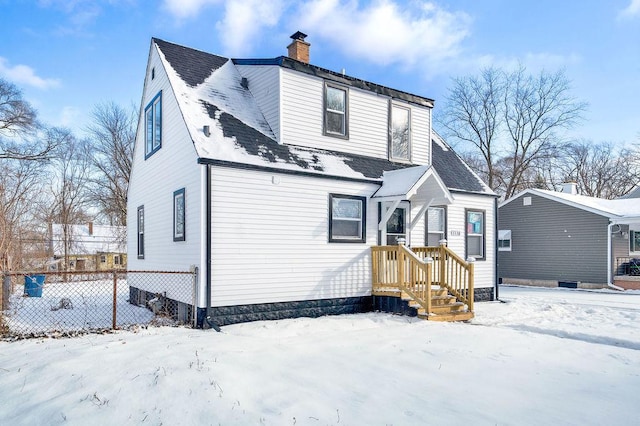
[444, 193, 495, 290]
[127, 46, 202, 276]
[235, 65, 281, 142]
[209, 167, 378, 307]
[280, 69, 389, 159]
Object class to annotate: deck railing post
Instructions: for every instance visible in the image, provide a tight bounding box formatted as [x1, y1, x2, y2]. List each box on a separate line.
[397, 244, 404, 288]
[439, 241, 446, 287]
[425, 257, 433, 315]
[466, 257, 475, 312]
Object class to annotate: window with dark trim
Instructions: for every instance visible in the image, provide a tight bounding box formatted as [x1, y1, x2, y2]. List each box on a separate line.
[389, 103, 411, 161]
[630, 230, 640, 253]
[465, 209, 485, 260]
[324, 84, 348, 138]
[173, 188, 185, 242]
[145, 91, 162, 158]
[498, 230, 512, 252]
[137, 206, 145, 259]
[329, 194, 366, 243]
[426, 206, 446, 246]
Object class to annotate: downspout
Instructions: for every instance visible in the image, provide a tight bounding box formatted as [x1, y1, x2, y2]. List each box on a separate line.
[204, 165, 221, 331]
[607, 221, 624, 291]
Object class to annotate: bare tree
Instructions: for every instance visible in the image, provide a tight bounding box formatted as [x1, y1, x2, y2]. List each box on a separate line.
[0, 78, 57, 161]
[85, 102, 136, 226]
[559, 140, 639, 199]
[438, 68, 502, 190]
[0, 159, 46, 270]
[438, 66, 587, 198]
[45, 129, 92, 271]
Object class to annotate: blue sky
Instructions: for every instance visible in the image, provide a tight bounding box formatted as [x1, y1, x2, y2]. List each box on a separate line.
[1, 0, 639, 146]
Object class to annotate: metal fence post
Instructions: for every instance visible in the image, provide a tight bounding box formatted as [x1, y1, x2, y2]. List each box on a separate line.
[112, 270, 117, 330]
[2, 273, 10, 311]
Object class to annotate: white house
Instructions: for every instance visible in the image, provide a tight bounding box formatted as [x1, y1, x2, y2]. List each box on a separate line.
[127, 33, 497, 327]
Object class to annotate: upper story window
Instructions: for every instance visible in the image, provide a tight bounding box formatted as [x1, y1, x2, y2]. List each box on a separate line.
[426, 207, 446, 246]
[466, 209, 485, 260]
[145, 91, 162, 159]
[329, 194, 366, 243]
[390, 103, 411, 161]
[324, 84, 348, 138]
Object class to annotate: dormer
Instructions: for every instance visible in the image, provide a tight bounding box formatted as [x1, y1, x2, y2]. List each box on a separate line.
[234, 32, 434, 166]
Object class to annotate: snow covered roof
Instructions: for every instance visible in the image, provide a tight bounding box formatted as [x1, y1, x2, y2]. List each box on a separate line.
[152, 38, 494, 193]
[500, 188, 640, 222]
[372, 165, 453, 205]
[51, 224, 125, 256]
[431, 131, 495, 195]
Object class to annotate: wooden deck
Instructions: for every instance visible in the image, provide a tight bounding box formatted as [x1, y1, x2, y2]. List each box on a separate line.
[371, 244, 475, 321]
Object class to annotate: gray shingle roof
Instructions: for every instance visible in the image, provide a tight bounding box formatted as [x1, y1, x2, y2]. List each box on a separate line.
[152, 38, 493, 194]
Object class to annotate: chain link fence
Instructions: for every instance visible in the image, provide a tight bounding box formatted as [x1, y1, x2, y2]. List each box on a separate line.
[1, 270, 197, 339]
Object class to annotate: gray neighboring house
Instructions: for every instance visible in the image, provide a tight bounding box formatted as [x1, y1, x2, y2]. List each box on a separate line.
[498, 183, 640, 290]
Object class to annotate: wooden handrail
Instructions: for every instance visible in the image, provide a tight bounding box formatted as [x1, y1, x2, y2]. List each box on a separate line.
[371, 244, 474, 315]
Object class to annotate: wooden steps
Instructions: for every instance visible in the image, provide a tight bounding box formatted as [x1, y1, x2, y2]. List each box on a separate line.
[374, 285, 474, 322]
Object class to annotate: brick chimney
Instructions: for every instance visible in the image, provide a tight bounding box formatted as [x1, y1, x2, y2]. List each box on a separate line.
[88, 222, 94, 235]
[287, 31, 310, 63]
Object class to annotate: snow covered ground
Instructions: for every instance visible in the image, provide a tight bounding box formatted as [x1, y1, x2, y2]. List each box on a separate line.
[1, 285, 639, 425]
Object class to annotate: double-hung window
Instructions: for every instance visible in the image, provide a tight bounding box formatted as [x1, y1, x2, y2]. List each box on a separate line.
[324, 84, 348, 138]
[137, 206, 145, 259]
[174, 188, 186, 242]
[390, 103, 411, 161]
[466, 209, 485, 260]
[426, 207, 446, 246]
[329, 194, 366, 242]
[145, 91, 162, 158]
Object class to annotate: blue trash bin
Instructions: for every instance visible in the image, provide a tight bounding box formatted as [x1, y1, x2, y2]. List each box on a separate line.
[24, 275, 45, 297]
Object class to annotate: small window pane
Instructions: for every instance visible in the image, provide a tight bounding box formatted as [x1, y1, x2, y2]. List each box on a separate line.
[174, 189, 185, 241]
[467, 212, 483, 234]
[386, 208, 405, 234]
[154, 99, 162, 150]
[467, 236, 483, 257]
[631, 231, 640, 252]
[333, 198, 361, 219]
[428, 208, 444, 232]
[326, 87, 345, 112]
[333, 220, 361, 238]
[146, 108, 153, 154]
[327, 111, 345, 134]
[391, 105, 410, 160]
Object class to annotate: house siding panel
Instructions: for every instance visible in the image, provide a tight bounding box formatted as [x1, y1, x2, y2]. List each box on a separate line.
[280, 69, 430, 164]
[445, 193, 496, 291]
[127, 46, 202, 278]
[209, 166, 379, 307]
[498, 194, 609, 284]
[235, 65, 280, 141]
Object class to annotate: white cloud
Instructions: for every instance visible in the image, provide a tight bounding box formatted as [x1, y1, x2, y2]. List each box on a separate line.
[296, 0, 471, 69]
[162, 0, 222, 20]
[0, 57, 61, 90]
[59, 106, 81, 128]
[216, 0, 285, 56]
[473, 52, 582, 73]
[619, 0, 640, 19]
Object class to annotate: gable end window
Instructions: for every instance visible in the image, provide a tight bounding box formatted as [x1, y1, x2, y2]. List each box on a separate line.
[137, 206, 145, 259]
[465, 209, 485, 260]
[145, 91, 162, 159]
[324, 84, 348, 138]
[174, 188, 186, 242]
[389, 103, 411, 161]
[329, 194, 366, 243]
